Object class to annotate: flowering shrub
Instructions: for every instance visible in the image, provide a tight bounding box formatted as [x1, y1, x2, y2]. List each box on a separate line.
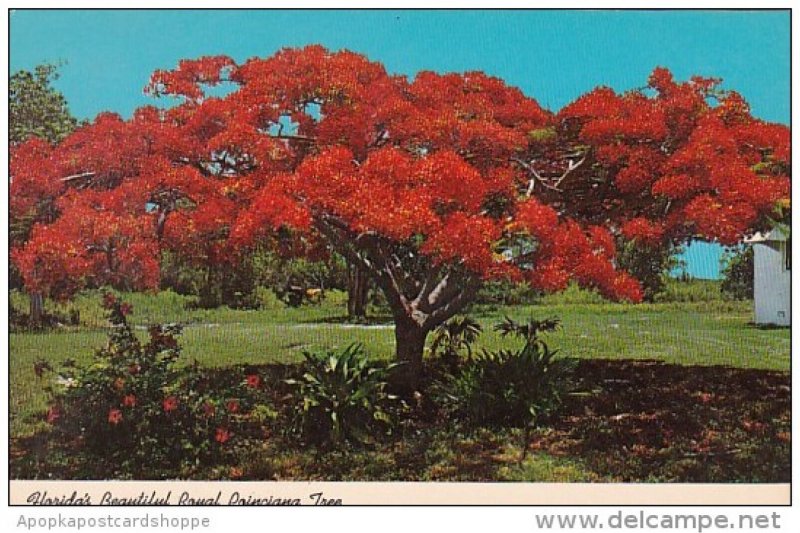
[39, 294, 269, 478]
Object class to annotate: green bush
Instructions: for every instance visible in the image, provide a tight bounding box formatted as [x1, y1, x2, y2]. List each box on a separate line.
[439, 317, 573, 428]
[285, 343, 399, 447]
[655, 279, 727, 303]
[476, 280, 539, 305]
[39, 295, 267, 477]
[536, 283, 607, 305]
[9, 303, 80, 331]
[720, 246, 754, 301]
[616, 240, 685, 302]
[159, 245, 349, 310]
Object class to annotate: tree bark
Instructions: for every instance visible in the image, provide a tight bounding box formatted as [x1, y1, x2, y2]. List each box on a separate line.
[346, 262, 369, 321]
[313, 214, 480, 386]
[29, 292, 44, 325]
[393, 317, 428, 389]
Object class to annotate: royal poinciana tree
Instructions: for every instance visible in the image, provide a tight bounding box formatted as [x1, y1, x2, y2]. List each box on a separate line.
[11, 47, 790, 381]
[10, 63, 80, 321]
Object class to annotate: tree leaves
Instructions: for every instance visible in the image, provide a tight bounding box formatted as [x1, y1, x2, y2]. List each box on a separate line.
[10, 63, 78, 145]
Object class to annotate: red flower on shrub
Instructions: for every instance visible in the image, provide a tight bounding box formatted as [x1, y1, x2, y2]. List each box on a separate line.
[202, 402, 216, 417]
[696, 392, 714, 404]
[34, 360, 52, 378]
[245, 374, 261, 389]
[163, 396, 179, 412]
[108, 408, 123, 425]
[122, 394, 137, 408]
[119, 303, 133, 316]
[102, 293, 117, 308]
[46, 405, 61, 424]
[226, 399, 240, 413]
[742, 419, 766, 433]
[215, 427, 231, 444]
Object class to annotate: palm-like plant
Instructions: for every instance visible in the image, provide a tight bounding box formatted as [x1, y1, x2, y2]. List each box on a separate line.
[430, 316, 483, 369]
[494, 315, 560, 345]
[439, 315, 573, 431]
[285, 343, 399, 446]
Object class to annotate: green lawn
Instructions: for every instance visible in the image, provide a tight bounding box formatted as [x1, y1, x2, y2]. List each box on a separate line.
[10, 285, 790, 439]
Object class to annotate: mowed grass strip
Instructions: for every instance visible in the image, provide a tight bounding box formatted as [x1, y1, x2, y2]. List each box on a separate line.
[10, 284, 790, 437]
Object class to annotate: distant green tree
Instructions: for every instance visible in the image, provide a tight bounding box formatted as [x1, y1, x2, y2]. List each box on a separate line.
[616, 240, 685, 302]
[720, 246, 754, 300]
[10, 63, 78, 145]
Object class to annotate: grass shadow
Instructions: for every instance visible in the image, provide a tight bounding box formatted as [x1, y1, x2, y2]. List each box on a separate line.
[746, 321, 791, 331]
[296, 314, 394, 326]
[530, 359, 790, 482]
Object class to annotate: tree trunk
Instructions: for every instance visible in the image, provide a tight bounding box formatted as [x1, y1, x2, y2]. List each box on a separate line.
[29, 292, 44, 325]
[347, 263, 369, 321]
[393, 317, 428, 390]
[312, 214, 480, 388]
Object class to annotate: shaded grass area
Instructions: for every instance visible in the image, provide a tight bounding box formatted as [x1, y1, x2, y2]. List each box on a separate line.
[10, 284, 790, 439]
[530, 359, 791, 482]
[11, 359, 789, 482]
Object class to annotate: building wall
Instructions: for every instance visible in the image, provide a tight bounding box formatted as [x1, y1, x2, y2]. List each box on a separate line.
[753, 241, 791, 326]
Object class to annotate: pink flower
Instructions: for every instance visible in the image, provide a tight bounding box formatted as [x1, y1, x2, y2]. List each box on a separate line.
[102, 293, 117, 309]
[163, 396, 179, 412]
[122, 394, 137, 408]
[215, 427, 231, 444]
[226, 399, 240, 413]
[245, 374, 261, 389]
[697, 392, 714, 404]
[46, 405, 61, 424]
[108, 408, 123, 425]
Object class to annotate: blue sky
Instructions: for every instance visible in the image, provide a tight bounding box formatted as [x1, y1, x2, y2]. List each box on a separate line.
[10, 9, 790, 278]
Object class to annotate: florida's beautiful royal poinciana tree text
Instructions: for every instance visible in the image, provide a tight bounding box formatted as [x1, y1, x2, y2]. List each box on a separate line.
[11, 47, 790, 382]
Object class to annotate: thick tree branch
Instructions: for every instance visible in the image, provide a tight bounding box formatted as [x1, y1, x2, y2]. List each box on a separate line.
[314, 216, 371, 272]
[315, 214, 414, 316]
[371, 241, 412, 315]
[512, 152, 588, 194]
[424, 278, 481, 330]
[60, 171, 96, 183]
[422, 271, 457, 310]
[271, 133, 316, 143]
[413, 263, 444, 307]
[315, 213, 480, 328]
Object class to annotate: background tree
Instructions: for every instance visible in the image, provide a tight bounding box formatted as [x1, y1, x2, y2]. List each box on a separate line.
[9, 63, 79, 323]
[10, 63, 78, 145]
[615, 239, 684, 302]
[11, 48, 790, 384]
[347, 263, 371, 321]
[720, 246, 755, 300]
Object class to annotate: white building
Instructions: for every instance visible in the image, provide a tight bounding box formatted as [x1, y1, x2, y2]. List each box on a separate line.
[746, 229, 791, 326]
